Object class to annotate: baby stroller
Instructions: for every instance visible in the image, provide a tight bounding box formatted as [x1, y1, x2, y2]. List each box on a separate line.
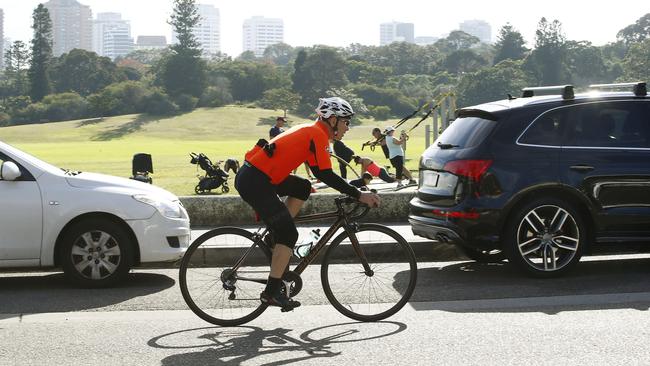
[189, 152, 230, 194]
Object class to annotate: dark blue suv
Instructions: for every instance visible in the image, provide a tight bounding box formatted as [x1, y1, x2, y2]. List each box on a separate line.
[409, 82, 650, 277]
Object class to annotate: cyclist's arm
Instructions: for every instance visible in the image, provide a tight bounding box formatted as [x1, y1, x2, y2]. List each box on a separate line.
[310, 165, 361, 199]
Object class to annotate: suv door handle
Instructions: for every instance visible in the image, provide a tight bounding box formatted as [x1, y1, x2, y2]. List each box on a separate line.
[570, 165, 595, 172]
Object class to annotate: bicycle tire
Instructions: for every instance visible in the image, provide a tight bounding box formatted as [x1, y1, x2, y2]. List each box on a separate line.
[321, 224, 417, 322]
[179, 227, 271, 326]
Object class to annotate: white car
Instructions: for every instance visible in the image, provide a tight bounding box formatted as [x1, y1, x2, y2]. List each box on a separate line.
[0, 141, 190, 287]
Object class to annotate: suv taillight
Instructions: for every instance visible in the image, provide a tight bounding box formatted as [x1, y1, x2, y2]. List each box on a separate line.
[443, 160, 492, 182]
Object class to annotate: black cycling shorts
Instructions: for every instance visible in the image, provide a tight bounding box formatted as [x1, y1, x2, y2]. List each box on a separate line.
[234, 163, 312, 247]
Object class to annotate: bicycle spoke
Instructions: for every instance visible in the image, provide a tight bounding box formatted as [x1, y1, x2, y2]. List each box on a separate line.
[321, 224, 417, 322]
[179, 228, 271, 326]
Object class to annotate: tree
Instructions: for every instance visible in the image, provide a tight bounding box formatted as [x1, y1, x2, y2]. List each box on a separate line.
[565, 41, 608, 85]
[210, 60, 287, 102]
[443, 49, 488, 74]
[157, 0, 206, 98]
[259, 88, 300, 117]
[49, 49, 127, 96]
[457, 60, 531, 107]
[263, 43, 295, 65]
[28, 4, 53, 102]
[493, 23, 528, 64]
[435, 31, 481, 54]
[290, 46, 348, 110]
[291, 49, 309, 98]
[2, 41, 30, 97]
[236, 50, 257, 61]
[525, 17, 568, 85]
[620, 39, 650, 82]
[617, 13, 650, 44]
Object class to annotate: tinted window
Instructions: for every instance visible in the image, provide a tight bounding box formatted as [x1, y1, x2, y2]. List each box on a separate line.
[564, 101, 650, 148]
[435, 117, 496, 148]
[519, 109, 564, 146]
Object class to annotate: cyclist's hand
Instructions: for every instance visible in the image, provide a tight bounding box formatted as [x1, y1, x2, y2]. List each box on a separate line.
[359, 191, 380, 208]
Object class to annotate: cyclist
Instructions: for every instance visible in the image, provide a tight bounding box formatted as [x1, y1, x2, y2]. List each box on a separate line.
[235, 97, 381, 312]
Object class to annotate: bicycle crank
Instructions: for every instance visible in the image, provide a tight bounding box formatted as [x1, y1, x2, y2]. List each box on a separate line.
[281, 271, 303, 297]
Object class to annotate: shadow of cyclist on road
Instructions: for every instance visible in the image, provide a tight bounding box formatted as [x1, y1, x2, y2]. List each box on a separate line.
[150, 321, 407, 365]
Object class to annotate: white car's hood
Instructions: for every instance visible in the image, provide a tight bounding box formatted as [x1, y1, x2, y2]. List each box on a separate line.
[66, 172, 178, 201]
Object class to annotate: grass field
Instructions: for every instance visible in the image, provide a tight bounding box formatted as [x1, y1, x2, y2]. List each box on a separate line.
[0, 106, 427, 195]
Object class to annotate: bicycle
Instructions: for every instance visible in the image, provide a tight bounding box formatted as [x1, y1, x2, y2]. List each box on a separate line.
[179, 195, 418, 326]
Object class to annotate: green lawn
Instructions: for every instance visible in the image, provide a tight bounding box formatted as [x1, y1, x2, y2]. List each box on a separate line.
[0, 106, 427, 195]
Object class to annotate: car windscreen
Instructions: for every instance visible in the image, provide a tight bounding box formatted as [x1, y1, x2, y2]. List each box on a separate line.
[433, 116, 497, 149]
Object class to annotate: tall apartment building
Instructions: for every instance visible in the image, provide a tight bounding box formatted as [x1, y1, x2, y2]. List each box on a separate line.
[135, 36, 167, 50]
[380, 22, 415, 46]
[242, 16, 284, 58]
[171, 3, 220, 57]
[93, 12, 133, 59]
[0, 9, 4, 69]
[44, 0, 93, 56]
[459, 19, 492, 43]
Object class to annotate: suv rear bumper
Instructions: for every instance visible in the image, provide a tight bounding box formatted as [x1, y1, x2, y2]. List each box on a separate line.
[409, 215, 464, 244]
[409, 197, 502, 250]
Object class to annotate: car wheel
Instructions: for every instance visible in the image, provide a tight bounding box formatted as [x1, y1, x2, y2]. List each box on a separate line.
[457, 246, 505, 263]
[60, 219, 134, 288]
[504, 198, 585, 277]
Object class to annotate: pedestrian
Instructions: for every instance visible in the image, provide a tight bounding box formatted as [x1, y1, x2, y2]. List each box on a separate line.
[384, 126, 415, 187]
[332, 139, 355, 179]
[371, 127, 390, 160]
[349, 155, 396, 186]
[269, 116, 286, 139]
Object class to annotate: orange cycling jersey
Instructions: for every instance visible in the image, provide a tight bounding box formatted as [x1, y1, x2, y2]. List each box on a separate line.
[245, 121, 332, 184]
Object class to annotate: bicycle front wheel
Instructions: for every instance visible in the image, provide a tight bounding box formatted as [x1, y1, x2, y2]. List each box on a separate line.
[321, 224, 417, 322]
[179, 227, 271, 326]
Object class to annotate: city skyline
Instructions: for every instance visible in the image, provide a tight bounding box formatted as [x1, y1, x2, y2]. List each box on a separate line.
[0, 0, 648, 57]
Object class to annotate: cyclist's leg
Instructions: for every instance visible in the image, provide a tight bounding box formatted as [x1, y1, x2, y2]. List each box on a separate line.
[236, 165, 299, 310]
[258, 175, 312, 310]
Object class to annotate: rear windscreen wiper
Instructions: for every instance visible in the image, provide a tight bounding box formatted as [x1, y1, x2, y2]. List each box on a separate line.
[437, 142, 459, 149]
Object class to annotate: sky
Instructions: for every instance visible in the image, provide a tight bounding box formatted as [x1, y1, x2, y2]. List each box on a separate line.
[0, 0, 648, 56]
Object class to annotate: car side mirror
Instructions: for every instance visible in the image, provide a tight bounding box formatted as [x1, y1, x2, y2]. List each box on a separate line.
[0, 161, 22, 181]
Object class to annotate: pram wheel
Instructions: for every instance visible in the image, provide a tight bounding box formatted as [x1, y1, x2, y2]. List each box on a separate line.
[195, 185, 208, 195]
[222, 185, 230, 193]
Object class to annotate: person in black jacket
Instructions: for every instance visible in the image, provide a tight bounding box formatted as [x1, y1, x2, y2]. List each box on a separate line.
[332, 139, 355, 179]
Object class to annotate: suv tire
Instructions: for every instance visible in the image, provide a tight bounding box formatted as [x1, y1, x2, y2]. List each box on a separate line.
[504, 198, 586, 277]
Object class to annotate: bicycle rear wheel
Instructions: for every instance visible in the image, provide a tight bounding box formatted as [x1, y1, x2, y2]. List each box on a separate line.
[179, 227, 271, 326]
[321, 223, 417, 322]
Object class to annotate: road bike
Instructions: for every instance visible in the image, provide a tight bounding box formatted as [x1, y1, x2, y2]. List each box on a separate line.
[179, 195, 417, 326]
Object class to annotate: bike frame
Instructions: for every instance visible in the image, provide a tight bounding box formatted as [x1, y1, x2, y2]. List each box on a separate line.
[230, 198, 372, 282]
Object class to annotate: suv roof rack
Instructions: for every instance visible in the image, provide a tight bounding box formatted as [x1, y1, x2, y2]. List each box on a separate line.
[521, 85, 574, 100]
[588, 82, 647, 97]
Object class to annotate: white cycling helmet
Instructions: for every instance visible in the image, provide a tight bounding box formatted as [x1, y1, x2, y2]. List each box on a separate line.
[315, 97, 355, 119]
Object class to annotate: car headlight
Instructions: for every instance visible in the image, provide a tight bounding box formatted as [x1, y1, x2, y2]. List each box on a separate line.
[133, 194, 182, 218]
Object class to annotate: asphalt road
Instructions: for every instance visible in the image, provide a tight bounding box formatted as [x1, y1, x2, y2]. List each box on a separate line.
[2, 254, 650, 365]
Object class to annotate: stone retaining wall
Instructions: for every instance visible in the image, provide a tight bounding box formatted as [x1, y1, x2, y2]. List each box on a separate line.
[179, 191, 415, 226]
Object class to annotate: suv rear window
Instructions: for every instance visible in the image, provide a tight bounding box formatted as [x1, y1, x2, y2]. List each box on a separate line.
[434, 116, 496, 149]
[519, 110, 564, 146]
